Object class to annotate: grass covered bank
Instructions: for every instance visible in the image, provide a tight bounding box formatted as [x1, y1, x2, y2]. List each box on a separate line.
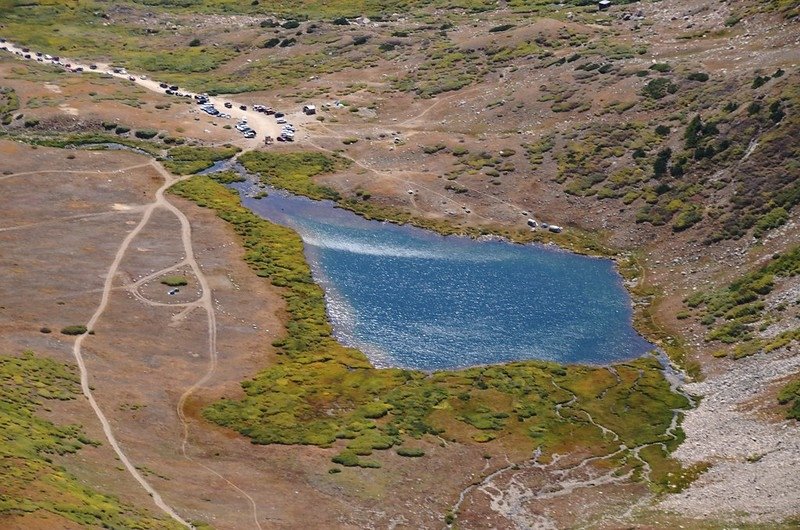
[238, 150, 616, 256]
[0, 352, 188, 529]
[171, 175, 698, 488]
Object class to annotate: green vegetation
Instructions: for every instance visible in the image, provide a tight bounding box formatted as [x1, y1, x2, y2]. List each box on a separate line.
[687, 72, 709, 82]
[391, 38, 484, 98]
[208, 170, 246, 184]
[135, 129, 159, 139]
[777, 378, 800, 420]
[171, 176, 690, 475]
[0, 351, 183, 529]
[396, 447, 425, 457]
[525, 134, 555, 171]
[60, 325, 88, 336]
[238, 151, 347, 200]
[545, 76, 798, 239]
[8, 131, 165, 156]
[0, 86, 20, 125]
[489, 24, 515, 33]
[162, 145, 240, 175]
[642, 78, 678, 100]
[160, 275, 188, 287]
[684, 247, 800, 354]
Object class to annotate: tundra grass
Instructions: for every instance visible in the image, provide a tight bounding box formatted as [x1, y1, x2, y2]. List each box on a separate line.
[162, 144, 240, 175]
[171, 175, 692, 481]
[778, 377, 800, 421]
[0, 86, 20, 125]
[0, 351, 185, 529]
[683, 246, 800, 354]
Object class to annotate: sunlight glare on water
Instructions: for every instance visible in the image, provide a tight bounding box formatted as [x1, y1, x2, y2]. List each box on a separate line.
[232, 181, 654, 371]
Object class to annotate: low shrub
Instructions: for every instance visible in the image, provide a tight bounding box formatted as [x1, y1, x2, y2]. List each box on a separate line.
[134, 129, 158, 139]
[397, 447, 425, 457]
[489, 24, 515, 33]
[61, 325, 87, 335]
[160, 275, 188, 287]
[687, 72, 709, 82]
[642, 78, 678, 99]
[649, 63, 671, 72]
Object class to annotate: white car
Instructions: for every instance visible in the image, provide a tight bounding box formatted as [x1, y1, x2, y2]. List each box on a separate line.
[276, 117, 287, 124]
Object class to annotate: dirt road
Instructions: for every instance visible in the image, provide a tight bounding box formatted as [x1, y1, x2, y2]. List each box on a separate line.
[0, 42, 283, 146]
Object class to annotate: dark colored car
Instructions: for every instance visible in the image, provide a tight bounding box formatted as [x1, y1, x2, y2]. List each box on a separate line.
[274, 112, 285, 118]
[224, 102, 232, 109]
[159, 82, 168, 88]
[239, 105, 247, 111]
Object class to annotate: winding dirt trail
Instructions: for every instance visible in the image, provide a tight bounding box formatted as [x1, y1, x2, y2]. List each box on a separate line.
[62, 158, 264, 529]
[70, 167, 194, 528]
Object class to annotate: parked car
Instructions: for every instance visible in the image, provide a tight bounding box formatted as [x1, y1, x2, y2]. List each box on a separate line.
[159, 82, 168, 88]
[274, 112, 285, 118]
[224, 102, 232, 108]
[239, 105, 247, 111]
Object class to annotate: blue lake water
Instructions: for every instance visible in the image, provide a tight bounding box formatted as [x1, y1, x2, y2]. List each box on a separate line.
[230, 179, 654, 371]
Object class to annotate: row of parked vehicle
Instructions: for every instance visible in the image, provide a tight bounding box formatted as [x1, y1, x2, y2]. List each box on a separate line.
[0, 38, 295, 144]
[1, 40, 84, 73]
